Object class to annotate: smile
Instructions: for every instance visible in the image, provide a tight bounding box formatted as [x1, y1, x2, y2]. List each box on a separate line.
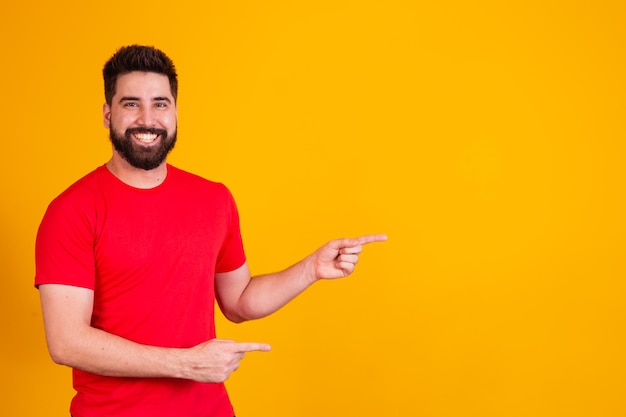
[133, 132, 159, 143]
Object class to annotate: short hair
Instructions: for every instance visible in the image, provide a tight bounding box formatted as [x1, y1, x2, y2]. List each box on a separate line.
[103, 45, 178, 105]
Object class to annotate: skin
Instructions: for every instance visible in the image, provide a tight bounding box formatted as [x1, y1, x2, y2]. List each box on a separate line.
[102, 71, 177, 189]
[39, 71, 387, 383]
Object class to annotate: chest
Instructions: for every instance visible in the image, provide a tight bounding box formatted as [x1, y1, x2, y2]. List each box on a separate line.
[92, 190, 230, 282]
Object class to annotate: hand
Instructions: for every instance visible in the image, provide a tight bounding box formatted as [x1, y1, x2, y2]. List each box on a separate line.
[183, 339, 271, 383]
[311, 234, 387, 280]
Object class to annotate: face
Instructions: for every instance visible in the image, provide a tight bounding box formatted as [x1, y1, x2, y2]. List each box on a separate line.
[103, 71, 178, 170]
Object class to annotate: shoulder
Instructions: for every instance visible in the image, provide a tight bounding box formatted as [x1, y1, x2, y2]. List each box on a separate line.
[59, 165, 106, 193]
[167, 165, 232, 197]
[45, 166, 108, 217]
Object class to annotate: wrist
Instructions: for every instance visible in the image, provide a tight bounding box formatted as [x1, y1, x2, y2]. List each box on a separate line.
[300, 255, 319, 285]
[168, 347, 193, 380]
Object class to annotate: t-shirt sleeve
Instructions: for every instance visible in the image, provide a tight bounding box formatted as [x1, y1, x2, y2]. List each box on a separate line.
[215, 188, 246, 273]
[34, 194, 96, 289]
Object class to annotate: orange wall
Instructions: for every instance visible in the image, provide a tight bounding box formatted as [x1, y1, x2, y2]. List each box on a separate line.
[1, 1, 625, 416]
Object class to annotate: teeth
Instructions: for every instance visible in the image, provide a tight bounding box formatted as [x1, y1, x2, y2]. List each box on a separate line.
[134, 133, 158, 143]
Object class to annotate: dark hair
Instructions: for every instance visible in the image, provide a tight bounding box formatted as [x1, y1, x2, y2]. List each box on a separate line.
[103, 45, 178, 105]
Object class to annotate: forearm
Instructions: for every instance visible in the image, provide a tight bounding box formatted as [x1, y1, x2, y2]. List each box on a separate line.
[46, 323, 189, 379]
[39, 284, 196, 380]
[217, 235, 386, 323]
[39, 282, 271, 383]
[231, 255, 319, 322]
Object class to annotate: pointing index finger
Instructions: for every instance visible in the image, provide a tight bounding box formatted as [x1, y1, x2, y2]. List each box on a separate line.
[353, 234, 388, 245]
[330, 234, 388, 250]
[235, 342, 272, 353]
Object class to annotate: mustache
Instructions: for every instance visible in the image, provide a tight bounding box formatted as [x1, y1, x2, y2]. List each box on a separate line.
[126, 127, 168, 136]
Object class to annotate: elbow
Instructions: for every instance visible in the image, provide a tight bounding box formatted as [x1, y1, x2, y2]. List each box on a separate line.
[221, 304, 262, 323]
[228, 317, 246, 324]
[47, 343, 72, 366]
[226, 310, 271, 324]
[45, 336, 78, 367]
[223, 310, 249, 324]
[218, 300, 254, 323]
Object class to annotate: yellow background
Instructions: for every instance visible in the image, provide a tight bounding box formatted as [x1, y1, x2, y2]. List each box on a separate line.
[1, 0, 625, 416]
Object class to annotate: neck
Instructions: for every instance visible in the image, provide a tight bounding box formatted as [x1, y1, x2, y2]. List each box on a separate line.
[106, 155, 168, 189]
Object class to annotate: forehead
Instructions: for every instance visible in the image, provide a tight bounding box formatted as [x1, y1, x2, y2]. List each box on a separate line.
[114, 71, 173, 100]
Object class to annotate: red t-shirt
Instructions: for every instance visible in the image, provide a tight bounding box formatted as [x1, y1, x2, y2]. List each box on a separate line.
[35, 164, 246, 417]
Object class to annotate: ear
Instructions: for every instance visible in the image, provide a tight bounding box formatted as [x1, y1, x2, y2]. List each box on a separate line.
[103, 103, 111, 128]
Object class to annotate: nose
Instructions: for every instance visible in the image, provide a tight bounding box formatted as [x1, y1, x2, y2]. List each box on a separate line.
[136, 106, 156, 127]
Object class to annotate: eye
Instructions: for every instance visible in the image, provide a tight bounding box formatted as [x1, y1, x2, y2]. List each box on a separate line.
[124, 102, 138, 108]
[155, 102, 168, 108]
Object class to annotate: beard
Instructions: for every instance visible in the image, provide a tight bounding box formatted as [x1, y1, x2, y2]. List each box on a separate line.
[109, 124, 177, 170]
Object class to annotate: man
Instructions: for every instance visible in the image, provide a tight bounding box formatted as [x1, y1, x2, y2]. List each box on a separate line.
[35, 45, 386, 417]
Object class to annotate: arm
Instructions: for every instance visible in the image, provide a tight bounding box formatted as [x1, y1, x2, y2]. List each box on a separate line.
[215, 234, 387, 323]
[39, 284, 270, 382]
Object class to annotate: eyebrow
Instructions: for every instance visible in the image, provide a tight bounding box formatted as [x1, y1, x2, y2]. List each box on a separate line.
[118, 96, 172, 103]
